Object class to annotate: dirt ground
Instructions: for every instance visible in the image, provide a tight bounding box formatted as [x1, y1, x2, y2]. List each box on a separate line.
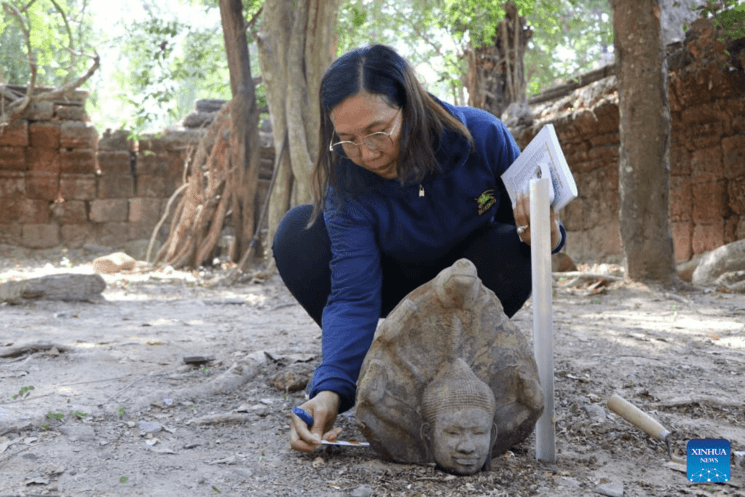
[0, 245, 743, 497]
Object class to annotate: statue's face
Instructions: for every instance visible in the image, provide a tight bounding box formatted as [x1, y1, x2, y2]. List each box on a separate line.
[432, 406, 493, 475]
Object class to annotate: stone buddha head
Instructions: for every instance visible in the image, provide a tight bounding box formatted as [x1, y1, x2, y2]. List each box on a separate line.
[421, 358, 498, 475]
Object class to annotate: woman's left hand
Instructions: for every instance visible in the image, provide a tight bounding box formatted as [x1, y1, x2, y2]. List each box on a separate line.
[513, 192, 561, 248]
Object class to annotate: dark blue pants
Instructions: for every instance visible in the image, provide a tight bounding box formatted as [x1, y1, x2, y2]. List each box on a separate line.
[272, 205, 532, 326]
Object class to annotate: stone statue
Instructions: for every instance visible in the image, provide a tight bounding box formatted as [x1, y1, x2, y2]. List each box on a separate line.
[355, 258, 544, 475]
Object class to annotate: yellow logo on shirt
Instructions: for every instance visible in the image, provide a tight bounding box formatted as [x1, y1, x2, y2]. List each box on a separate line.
[475, 190, 496, 215]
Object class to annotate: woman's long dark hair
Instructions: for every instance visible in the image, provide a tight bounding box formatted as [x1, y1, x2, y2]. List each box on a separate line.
[307, 44, 474, 227]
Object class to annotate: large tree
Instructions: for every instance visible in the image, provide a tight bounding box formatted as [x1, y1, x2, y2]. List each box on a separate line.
[612, 0, 676, 283]
[255, 0, 339, 251]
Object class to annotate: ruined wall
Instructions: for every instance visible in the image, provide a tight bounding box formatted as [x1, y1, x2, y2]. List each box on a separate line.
[511, 20, 745, 264]
[0, 95, 274, 259]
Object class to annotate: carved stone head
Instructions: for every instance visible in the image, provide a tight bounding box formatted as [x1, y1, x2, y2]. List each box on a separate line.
[421, 358, 498, 475]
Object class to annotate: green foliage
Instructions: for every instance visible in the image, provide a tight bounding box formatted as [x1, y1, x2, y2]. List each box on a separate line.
[696, 0, 745, 39]
[12, 385, 34, 400]
[72, 410, 87, 420]
[0, 0, 95, 86]
[46, 410, 64, 421]
[336, 0, 614, 101]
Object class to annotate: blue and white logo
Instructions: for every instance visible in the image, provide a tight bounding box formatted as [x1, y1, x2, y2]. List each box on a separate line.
[687, 439, 730, 483]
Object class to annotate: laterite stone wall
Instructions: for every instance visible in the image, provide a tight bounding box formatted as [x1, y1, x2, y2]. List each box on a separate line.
[510, 20, 745, 264]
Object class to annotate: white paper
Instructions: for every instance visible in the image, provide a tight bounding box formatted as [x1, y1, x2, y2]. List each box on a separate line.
[501, 124, 578, 212]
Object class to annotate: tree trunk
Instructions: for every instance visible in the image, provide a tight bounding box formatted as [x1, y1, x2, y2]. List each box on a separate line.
[612, 0, 676, 283]
[256, 0, 339, 253]
[220, 0, 261, 261]
[465, 2, 531, 118]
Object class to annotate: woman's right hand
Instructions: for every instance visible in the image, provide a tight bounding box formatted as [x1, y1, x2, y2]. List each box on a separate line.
[290, 390, 342, 452]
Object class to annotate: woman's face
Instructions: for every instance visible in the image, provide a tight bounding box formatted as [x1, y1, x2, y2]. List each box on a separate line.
[329, 92, 402, 180]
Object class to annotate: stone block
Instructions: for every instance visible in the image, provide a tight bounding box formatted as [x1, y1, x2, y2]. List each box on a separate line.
[59, 173, 96, 201]
[592, 103, 620, 135]
[51, 200, 87, 224]
[738, 217, 745, 241]
[670, 145, 691, 176]
[681, 103, 729, 126]
[669, 176, 692, 222]
[692, 180, 727, 224]
[138, 152, 169, 176]
[59, 148, 97, 174]
[136, 175, 166, 198]
[26, 147, 60, 173]
[724, 216, 739, 245]
[60, 122, 99, 150]
[722, 135, 745, 180]
[54, 104, 87, 121]
[28, 122, 60, 149]
[129, 197, 162, 224]
[0, 146, 26, 171]
[562, 196, 583, 232]
[692, 222, 724, 255]
[25, 171, 60, 201]
[586, 220, 622, 261]
[0, 121, 29, 147]
[23, 101, 54, 120]
[0, 172, 25, 197]
[128, 221, 157, 240]
[22, 223, 60, 248]
[97, 174, 134, 199]
[588, 132, 619, 147]
[672, 221, 692, 263]
[690, 146, 723, 181]
[94, 222, 129, 247]
[734, 116, 745, 134]
[18, 198, 51, 224]
[98, 129, 134, 151]
[89, 198, 128, 223]
[587, 144, 619, 163]
[728, 178, 745, 215]
[686, 122, 724, 150]
[0, 196, 21, 223]
[60, 224, 94, 248]
[98, 151, 132, 175]
[0, 224, 22, 245]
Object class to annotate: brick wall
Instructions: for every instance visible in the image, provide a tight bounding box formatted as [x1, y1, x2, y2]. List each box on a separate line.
[511, 20, 745, 264]
[0, 93, 275, 258]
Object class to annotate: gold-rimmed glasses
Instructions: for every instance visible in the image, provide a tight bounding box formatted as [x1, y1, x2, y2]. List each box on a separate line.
[329, 108, 401, 158]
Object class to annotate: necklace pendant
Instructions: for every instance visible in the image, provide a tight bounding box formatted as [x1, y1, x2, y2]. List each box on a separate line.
[419, 184, 425, 197]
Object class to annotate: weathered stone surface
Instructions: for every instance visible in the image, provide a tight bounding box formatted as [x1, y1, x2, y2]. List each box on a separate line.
[60, 122, 98, 149]
[28, 122, 60, 149]
[51, 200, 87, 224]
[92, 252, 136, 273]
[692, 222, 724, 255]
[59, 173, 96, 201]
[98, 129, 133, 151]
[692, 239, 745, 285]
[59, 149, 97, 174]
[0, 273, 105, 303]
[97, 174, 134, 199]
[26, 147, 60, 173]
[0, 121, 29, 147]
[25, 172, 60, 201]
[89, 199, 128, 223]
[54, 104, 87, 121]
[21, 223, 59, 248]
[356, 259, 543, 469]
[129, 197, 161, 223]
[0, 172, 25, 197]
[0, 146, 26, 171]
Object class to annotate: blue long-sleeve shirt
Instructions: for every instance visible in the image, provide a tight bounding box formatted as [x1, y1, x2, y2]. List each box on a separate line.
[309, 100, 565, 412]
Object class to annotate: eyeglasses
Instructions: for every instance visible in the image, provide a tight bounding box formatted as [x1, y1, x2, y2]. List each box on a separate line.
[329, 109, 401, 158]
